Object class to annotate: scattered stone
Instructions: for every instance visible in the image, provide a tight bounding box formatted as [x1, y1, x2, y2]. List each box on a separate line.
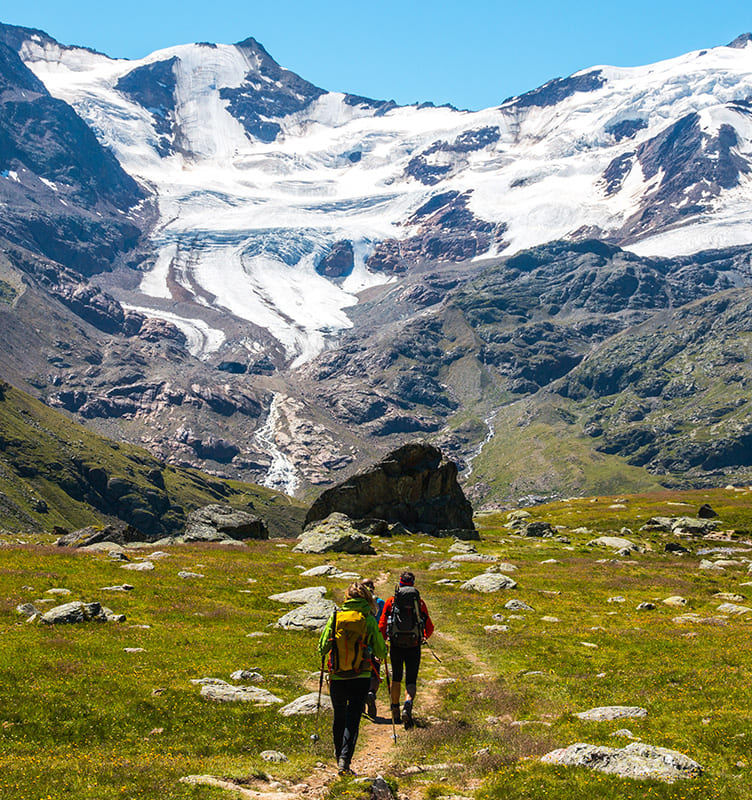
[450, 553, 498, 563]
[540, 558, 560, 564]
[576, 706, 648, 721]
[230, 670, 264, 682]
[191, 678, 229, 686]
[697, 504, 718, 519]
[201, 684, 283, 705]
[260, 750, 288, 762]
[124, 647, 145, 653]
[665, 542, 689, 554]
[611, 729, 637, 738]
[246, 632, 269, 638]
[608, 596, 626, 604]
[40, 601, 122, 625]
[587, 536, 641, 553]
[268, 587, 327, 604]
[505, 509, 531, 526]
[540, 616, 560, 623]
[278, 692, 332, 716]
[522, 521, 557, 538]
[16, 602, 39, 617]
[121, 561, 155, 571]
[713, 559, 742, 568]
[699, 559, 724, 570]
[299, 564, 343, 577]
[504, 599, 533, 611]
[484, 625, 510, 633]
[460, 574, 517, 592]
[717, 602, 752, 615]
[178, 571, 205, 579]
[434, 578, 462, 585]
[580, 641, 599, 648]
[637, 602, 656, 611]
[46, 588, 71, 595]
[56, 522, 144, 549]
[448, 540, 478, 554]
[182, 504, 269, 542]
[714, 592, 745, 602]
[294, 514, 376, 555]
[663, 596, 688, 607]
[541, 742, 702, 781]
[494, 562, 519, 573]
[275, 599, 336, 631]
[429, 560, 456, 571]
[100, 584, 134, 591]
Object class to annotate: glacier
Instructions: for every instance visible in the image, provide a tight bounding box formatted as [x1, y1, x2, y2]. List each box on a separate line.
[14, 32, 752, 363]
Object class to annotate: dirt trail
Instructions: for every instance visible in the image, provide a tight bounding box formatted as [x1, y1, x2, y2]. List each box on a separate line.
[185, 581, 487, 799]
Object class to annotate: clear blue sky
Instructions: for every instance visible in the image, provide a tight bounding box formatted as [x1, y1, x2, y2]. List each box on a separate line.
[4, 1, 752, 109]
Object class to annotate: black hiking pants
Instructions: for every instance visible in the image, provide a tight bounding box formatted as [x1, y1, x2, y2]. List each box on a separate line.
[389, 643, 421, 691]
[330, 677, 370, 767]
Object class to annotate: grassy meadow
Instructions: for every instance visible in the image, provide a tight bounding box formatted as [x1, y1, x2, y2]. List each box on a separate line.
[2, 487, 752, 799]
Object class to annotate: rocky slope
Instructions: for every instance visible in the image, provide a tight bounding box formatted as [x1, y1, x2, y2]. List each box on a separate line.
[3, 22, 752, 508]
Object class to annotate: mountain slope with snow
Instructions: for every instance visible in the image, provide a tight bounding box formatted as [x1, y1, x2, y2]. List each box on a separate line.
[4, 24, 752, 366]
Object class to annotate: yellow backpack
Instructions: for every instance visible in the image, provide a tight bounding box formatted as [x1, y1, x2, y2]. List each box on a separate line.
[328, 608, 370, 678]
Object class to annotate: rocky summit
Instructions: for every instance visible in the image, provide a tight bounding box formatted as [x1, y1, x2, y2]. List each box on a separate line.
[304, 443, 475, 536]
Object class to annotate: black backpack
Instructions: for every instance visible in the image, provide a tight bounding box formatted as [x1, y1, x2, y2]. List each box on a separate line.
[388, 585, 424, 648]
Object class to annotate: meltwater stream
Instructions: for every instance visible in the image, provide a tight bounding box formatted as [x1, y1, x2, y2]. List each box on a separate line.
[254, 393, 299, 496]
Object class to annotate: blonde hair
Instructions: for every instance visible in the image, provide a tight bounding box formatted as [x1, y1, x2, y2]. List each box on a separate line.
[346, 581, 377, 613]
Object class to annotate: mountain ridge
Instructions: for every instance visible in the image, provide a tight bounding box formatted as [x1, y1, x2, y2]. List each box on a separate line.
[3, 22, 752, 517]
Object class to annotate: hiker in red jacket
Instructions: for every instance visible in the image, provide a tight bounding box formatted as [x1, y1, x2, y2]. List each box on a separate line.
[379, 571, 434, 729]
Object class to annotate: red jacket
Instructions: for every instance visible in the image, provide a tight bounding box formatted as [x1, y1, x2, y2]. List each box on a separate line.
[379, 592, 434, 641]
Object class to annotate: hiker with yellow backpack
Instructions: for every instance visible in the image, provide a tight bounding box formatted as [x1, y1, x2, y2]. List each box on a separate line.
[318, 582, 387, 775]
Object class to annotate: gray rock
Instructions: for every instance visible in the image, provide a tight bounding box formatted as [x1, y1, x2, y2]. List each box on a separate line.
[637, 602, 656, 610]
[56, 521, 144, 548]
[200, 684, 283, 704]
[268, 587, 327, 604]
[121, 561, 155, 571]
[230, 670, 264, 682]
[541, 742, 702, 781]
[178, 571, 205, 579]
[40, 601, 110, 625]
[191, 678, 229, 686]
[16, 602, 39, 617]
[717, 602, 752, 615]
[299, 564, 343, 577]
[304, 443, 476, 536]
[461, 574, 517, 593]
[484, 624, 510, 633]
[278, 692, 333, 716]
[587, 536, 640, 552]
[429, 560, 455, 570]
[450, 553, 498, 563]
[576, 706, 648, 721]
[505, 599, 533, 611]
[522, 521, 557, 538]
[448, 540, 478, 554]
[260, 750, 288, 763]
[100, 584, 134, 592]
[183, 504, 268, 542]
[294, 514, 376, 554]
[276, 599, 337, 631]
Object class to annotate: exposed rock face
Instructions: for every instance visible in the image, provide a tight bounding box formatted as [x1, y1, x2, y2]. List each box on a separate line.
[40, 601, 124, 624]
[275, 599, 336, 631]
[183, 504, 268, 541]
[461, 574, 517, 592]
[316, 240, 355, 278]
[304, 443, 475, 535]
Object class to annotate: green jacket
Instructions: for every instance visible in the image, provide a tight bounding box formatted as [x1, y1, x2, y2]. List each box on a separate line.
[318, 597, 387, 680]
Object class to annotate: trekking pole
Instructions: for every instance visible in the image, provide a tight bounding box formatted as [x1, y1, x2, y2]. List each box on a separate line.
[311, 651, 325, 744]
[423, 638, 442, 663]
[383, 654, 398, 743]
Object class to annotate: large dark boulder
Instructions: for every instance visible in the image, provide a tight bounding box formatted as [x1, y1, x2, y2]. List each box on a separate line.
[56, 521, 144, 548]
[304, 443, 475, 535]
[183, 504, 268, 541]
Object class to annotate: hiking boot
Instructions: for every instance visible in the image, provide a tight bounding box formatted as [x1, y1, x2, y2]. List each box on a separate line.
[365, 691, 377, 719]
[402, 700, 414, 730]
[390, 703, 401, 724]
[337, 757, 352, 775]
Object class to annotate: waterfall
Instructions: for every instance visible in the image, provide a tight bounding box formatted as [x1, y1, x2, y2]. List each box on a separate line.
[254, 393, 299, 495]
